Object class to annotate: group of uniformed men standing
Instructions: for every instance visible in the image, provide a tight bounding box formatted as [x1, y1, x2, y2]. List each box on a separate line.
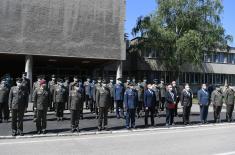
[0, 72, 234, 136]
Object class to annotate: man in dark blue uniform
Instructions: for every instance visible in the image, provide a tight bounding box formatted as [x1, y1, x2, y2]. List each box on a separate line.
[124, 83, 138, 129]
[144, 84, 156, 127]
[114, 78, 125, 119]
[197, 84, 209, 124]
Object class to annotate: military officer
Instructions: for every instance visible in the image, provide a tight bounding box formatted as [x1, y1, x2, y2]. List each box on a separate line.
[8, 78, 26, 136]
[223, 83, 235, 122]
[211, 85, 223, 123]
[172, 81, 180, 117]
[158, 79, 166, 111]
[21, 72, 30, 111]
[69, 82, 83, 132]
[93, 77, 102, 118]
[63, 77, 70, 110]
[124, 83, 138, 129]
[88, 80, 96, 113]
[197, 84, 209, 124]
[69, 76, 79, 91]
[114, 78, 125, 119]
[107, 78, 115, 113]
[144, 84, 156, 127]
[48, 74, 57, 111]
[0, 78, 10, 122]
[84, 78, 91, 110]
[180, 84, 193, 125]
[53, 79, 67, 121]
[32, 80, 50, 134]
[32, 75, 43, 122]
[152, 79, 161, 117]
[136, 80, 144, 118]
[96, 79, 111, 131]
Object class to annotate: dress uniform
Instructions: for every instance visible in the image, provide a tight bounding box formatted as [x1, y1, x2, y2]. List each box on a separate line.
[93, 78, 102, 118]
[165, 86, 177, 126]
[114, 78, 125, 119]
[21, 72, 30, 111]
[89, 80, 96, 113]
[158, 79, 166, 111]
[211, 86, 223, 123]
[53, 79, 67, 121]
[144, 85, 156, 127]
[223, 85, 235, 122]
[63, 77, 70, 110]
[180, 86, 193, 125]
[32, 80, 50, 134]
[0, 79, 10, 122]
[136, 81, 144, 118]
[172, 81, 180, 116]
[152, 80, 161, 117]
[84, 78, 91, 109]
[96, 80, 111, 131]
[197, 84, 209, 124]
[124, 83, 138, 129]
[48, 75, 57, 111]
[32, 75, 42, 122]
[69, 82, 83, 132]
[8, 78, 26, 136]
[107, 78, 115, 113]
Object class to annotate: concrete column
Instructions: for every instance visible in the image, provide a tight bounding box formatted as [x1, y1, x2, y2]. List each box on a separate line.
[25, 55, 33, 102]
[116, 61, 123, 81]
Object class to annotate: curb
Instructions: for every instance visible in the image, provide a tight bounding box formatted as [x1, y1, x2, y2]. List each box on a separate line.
[1, 122, 235, 140]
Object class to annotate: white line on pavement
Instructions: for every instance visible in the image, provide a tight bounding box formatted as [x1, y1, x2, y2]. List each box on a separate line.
[0, 125, 234, 146]
[213, 151, 235, 155]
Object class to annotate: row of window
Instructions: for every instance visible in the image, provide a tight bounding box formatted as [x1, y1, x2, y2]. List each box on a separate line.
[204, 52, 235, 64]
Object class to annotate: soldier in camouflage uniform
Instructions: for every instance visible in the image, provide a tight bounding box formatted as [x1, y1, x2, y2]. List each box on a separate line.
[223, 84, 235, 122]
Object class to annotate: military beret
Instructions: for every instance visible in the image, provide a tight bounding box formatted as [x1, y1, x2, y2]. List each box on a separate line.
[40, 79, 46, 86]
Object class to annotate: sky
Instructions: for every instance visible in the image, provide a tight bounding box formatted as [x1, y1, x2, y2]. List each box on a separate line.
[125, 0, 235, 47]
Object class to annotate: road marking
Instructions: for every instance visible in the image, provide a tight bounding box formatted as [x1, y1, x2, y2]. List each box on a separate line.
[214, 151, 235, 155]
[0, 125, 234, 146]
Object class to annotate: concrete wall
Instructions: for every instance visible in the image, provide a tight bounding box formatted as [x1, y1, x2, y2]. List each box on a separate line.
[0, 0, 126, 60]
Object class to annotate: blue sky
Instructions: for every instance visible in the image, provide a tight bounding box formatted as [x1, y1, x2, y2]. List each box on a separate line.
[125, 0, 235, 47]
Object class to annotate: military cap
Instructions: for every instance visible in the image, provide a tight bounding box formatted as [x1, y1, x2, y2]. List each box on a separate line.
[102, 79, 107, 84]
[16, 78, 22, 83]
[51, 74, 56, 78]
[153, 79, 159, 84]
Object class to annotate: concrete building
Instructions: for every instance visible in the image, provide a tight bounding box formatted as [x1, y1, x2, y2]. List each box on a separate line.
[0, 0, 126, 86]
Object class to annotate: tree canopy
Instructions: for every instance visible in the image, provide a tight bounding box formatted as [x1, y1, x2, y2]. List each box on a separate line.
[132, 0, 233, 72]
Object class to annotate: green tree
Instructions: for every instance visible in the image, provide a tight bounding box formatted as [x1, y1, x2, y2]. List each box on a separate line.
[132, 0, 233, 75]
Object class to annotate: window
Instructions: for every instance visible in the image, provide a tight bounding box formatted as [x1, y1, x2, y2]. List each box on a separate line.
[204, 53, 212, 62]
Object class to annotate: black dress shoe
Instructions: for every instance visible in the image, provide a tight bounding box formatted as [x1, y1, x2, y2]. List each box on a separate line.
[12, 132, 17, 136]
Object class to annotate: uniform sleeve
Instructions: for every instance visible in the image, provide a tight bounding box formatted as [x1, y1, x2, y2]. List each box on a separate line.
[8, 88, 13, 109]
[32, 90, 37, 108]
[124, 91, 128, 109]
[96, 90, 100, 108]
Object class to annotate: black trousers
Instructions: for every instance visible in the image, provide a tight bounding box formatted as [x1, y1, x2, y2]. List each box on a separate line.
[126, 109, 136, 128]
[145, 107, 155, 126]
[226, 104, 234, 122]
[85, 95, 90, 108]
[213, 105, 222, 122]
[55, 102, 65, 118]
[49, 94, 54, 110]
[11, 109, 24, 133]
[174, 97, 180, 116]
[71, 110, 80, 128]
[98, 107, 108, 128]
[36, 110, 47, 131]
[89, 98, 95, 112]
[200, 105, 209, 122]
[115, 100, 124, 117]
[183, 106, 191, 124]
[160, 97, 165, 110]
[109, 97, 114, 112]
[0, 102, 9, 120]
[166, 108, 175, 125]
[137, 101, 143, 116]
